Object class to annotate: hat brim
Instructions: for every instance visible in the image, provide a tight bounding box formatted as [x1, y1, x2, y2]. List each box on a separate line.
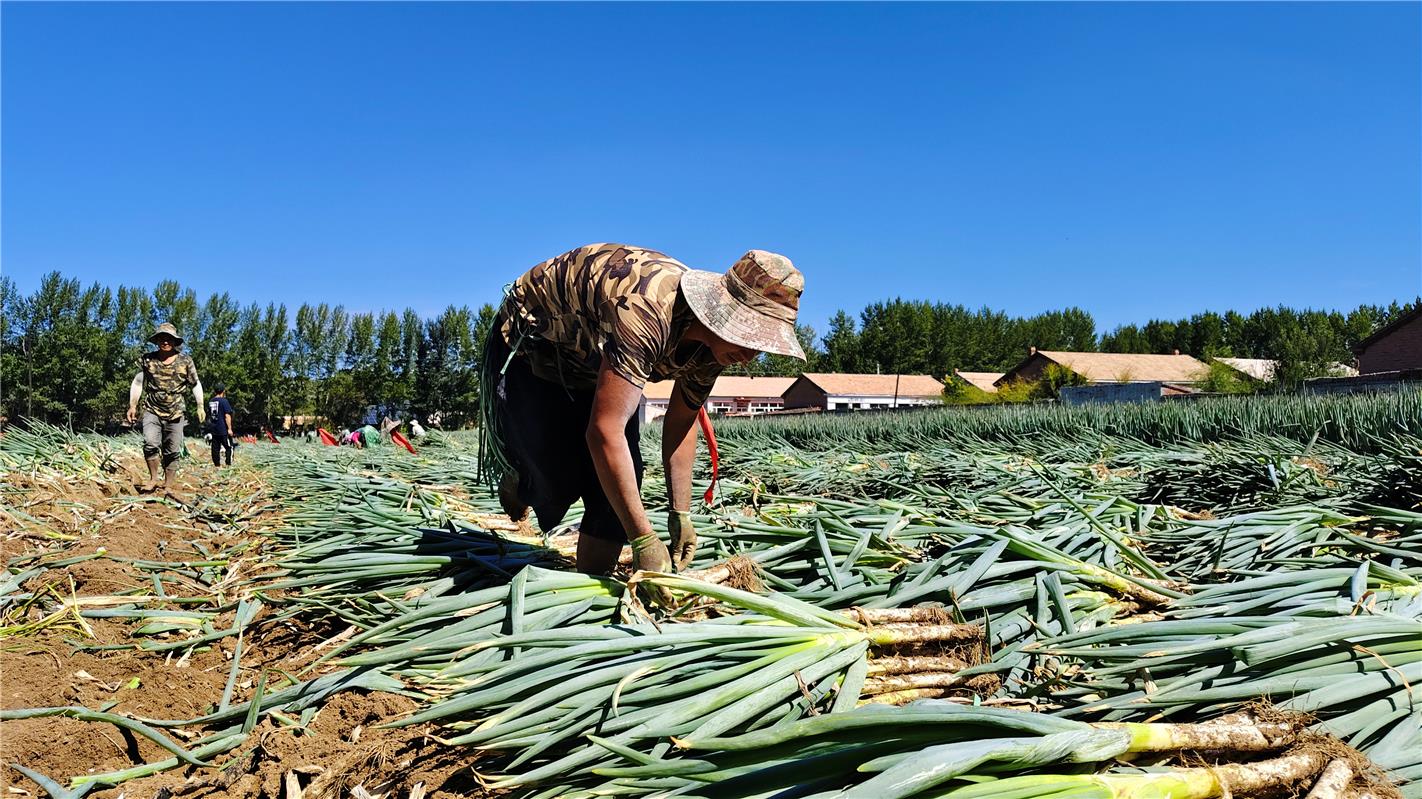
[149, 333, 184, 345]
[680, 270, 805, 361]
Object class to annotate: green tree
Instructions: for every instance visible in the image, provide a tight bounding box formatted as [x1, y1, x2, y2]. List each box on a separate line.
[821, 310, 862, 373]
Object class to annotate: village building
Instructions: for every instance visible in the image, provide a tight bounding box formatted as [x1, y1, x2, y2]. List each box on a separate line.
[951, 370, 1005, 394]
[995, 349, 1210, 388]
[1212, 357, 1356, 383]
[1354, 305, 1422, 374]
[638, 375, 797, 424]
[1212, 357, 1276, 382]
[782, 373, 944, 411]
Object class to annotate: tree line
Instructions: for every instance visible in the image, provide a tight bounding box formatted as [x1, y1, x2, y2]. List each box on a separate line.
[730, 299, 1416, 389]
[1, 272, 495, 432]
[2, 271, 1415, 430]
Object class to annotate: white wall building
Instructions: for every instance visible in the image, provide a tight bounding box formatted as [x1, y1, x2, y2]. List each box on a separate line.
[638, 376, 797, 424]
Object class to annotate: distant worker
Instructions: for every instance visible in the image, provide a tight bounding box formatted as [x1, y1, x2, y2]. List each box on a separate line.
[410, 418, 427, 439]
[359, 423, 381, 447]
[127, 323, 205, 498]
[207, 385, 235, 467]
[480, 244, 805, 577]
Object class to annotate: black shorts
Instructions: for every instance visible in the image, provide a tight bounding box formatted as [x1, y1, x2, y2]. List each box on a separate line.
[488, 333, 643, 544]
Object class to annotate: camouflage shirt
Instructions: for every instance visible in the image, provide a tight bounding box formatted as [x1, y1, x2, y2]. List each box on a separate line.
[140, 352, 199, 421]
[499, 243, 723, 409]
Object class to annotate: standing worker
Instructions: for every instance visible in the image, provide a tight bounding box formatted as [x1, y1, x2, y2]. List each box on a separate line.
[207, 384, 235, 467]
[480, 244, 806, 577]
[126, 323, 205, 498]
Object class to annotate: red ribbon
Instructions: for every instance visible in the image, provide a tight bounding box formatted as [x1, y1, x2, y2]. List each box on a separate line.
[697, 406, 719, 505]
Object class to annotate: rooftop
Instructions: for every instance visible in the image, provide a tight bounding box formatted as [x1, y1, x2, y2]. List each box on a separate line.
[795, 373, 945, 397]
[1000, 351, 1209, 385]
[953, 371, 1005, 393]
[1213, 357, 1277, 381]
[1214, 357, 1358, 380]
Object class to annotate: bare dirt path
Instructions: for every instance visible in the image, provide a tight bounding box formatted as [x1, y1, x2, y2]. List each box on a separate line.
[1, 450, 487, 799]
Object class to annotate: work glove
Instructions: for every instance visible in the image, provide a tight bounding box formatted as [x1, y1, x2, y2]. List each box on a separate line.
[630, 533, 671, 573]
[629, 533, 674, 608]
[197, 406, 206, 425]
[668, 511, 697, 571]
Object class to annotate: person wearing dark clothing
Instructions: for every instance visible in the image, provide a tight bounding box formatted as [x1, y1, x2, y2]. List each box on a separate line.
[207, 386, 235, 467]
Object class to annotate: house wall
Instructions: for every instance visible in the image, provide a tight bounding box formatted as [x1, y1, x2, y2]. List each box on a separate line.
[1305, 371, 1422, 395]
[783, 379, 829, 410]
[1004, 355, 1053, 385]
[639, 395, 785, 423]
[824, 394, 939, 411]
[1359, 314, 1422, 373]
[638, 398, 670, 425]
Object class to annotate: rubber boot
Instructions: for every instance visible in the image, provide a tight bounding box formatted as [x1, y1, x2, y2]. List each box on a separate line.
[163, 465, 185, 503]
[140, 457, 161, 494]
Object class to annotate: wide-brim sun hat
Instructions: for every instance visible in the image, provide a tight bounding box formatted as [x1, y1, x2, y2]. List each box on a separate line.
[680, 250, 805, 360]
[149, 322, 184, 345]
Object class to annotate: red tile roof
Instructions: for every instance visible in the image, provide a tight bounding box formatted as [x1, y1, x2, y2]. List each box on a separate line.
[796, 373, 945, 397]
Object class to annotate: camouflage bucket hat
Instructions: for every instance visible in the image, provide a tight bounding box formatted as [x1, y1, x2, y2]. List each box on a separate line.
[680, 250, 805, 360]
[148, 322, 184, 345]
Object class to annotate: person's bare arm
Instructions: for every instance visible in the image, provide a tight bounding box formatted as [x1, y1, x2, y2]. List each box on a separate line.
[661, 385, 703, 569]
[126, 372, 143, 424]
[661, 385, 700, 513]
[586, 362, 654, 542]
[224, 412, 234, 437]
[192, 379, 205, 423]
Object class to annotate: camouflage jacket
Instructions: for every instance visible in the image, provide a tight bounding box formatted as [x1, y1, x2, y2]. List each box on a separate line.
[499, 243, 723, 409]
[140, 352, 199, 421]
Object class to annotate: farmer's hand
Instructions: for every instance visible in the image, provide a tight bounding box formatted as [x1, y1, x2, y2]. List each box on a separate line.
[629, 533, 674, 607]
[630, 533, 671, 573]
[668, 511, 697, 571]
[126, 407, 137, 425]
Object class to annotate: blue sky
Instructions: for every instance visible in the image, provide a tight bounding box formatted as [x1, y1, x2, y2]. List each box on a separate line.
[3, 2, 1418, 335]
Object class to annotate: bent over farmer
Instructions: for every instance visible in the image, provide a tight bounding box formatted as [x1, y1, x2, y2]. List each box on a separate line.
[127, 323, 205, 499]
[480, 244, 806, 576]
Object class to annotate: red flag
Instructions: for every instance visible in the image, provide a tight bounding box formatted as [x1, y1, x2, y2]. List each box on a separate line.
[317, 428, 338, 446]
[391, 430, 417, 454]
[697, 406, 719, 504]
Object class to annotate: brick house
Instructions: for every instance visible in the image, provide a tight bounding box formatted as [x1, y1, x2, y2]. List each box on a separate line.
[1355, 305, 1422, 374]
[782, 373, 945, 411]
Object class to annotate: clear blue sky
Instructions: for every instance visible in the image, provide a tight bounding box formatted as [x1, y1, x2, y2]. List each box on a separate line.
[3, 2, 1419, 335]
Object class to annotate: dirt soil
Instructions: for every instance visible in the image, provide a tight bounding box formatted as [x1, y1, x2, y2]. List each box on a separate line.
[1, 453, 488, 799]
